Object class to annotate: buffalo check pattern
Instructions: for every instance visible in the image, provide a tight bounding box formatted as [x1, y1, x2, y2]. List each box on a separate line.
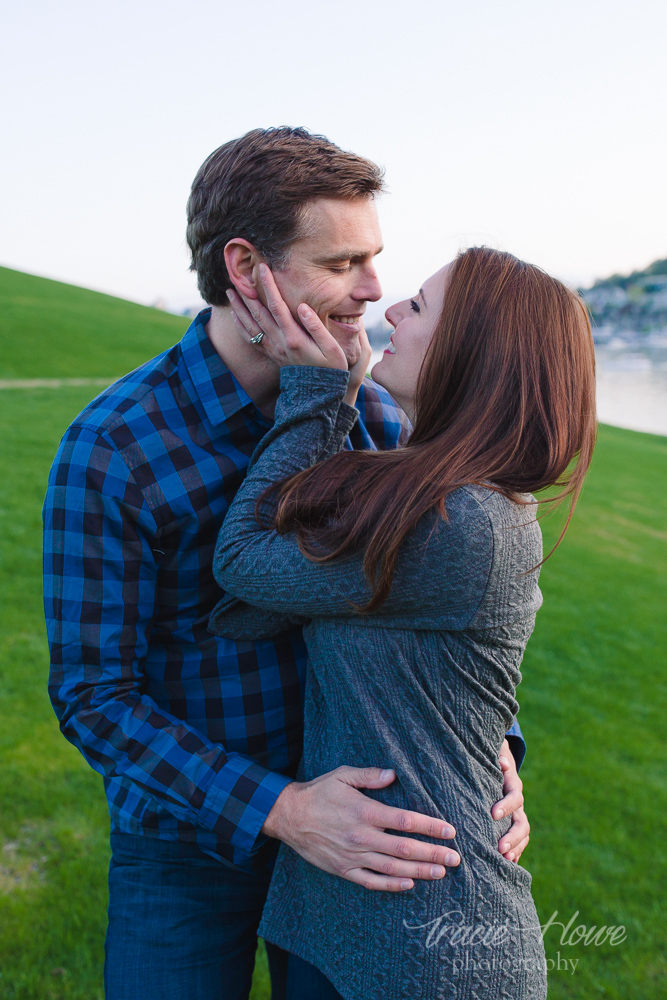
[43, 308, 524, 872]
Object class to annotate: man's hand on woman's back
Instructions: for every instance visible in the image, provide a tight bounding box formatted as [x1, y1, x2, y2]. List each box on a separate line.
[262, 765, 461, 892]
[263, 741, 530, 892]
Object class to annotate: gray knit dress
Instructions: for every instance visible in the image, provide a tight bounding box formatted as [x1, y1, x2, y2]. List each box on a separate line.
[209, 366, 548, 1000]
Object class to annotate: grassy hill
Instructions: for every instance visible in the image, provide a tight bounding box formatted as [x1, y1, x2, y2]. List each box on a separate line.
[0, 269, 665, 999]
[0, 265, 188, 379]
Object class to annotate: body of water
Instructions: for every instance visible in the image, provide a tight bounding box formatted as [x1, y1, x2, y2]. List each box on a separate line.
[370, 344, 667, 437]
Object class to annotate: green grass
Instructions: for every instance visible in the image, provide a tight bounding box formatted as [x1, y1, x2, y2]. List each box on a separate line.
[0, 269, 665, 998]
[0, 265, 187, 380]
[521, 426, 667, 997]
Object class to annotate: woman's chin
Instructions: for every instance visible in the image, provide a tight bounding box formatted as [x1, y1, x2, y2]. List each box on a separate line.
[371, 359, 408, 413]
[370, 358, 387, 385]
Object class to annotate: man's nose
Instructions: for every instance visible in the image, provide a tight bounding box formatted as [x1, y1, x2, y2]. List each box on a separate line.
[353, 266, 382, 303]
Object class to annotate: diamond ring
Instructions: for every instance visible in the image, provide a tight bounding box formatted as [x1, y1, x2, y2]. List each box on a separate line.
[250, 331, 265, 345]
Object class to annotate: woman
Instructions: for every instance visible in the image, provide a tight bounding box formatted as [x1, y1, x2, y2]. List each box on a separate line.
[208, 247, 596, 999]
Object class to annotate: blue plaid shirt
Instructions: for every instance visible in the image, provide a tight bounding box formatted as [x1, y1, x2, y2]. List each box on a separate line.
[44, 309, 525, 873]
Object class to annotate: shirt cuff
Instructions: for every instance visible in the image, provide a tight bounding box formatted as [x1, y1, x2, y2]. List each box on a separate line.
[504, 719, 526, 772]
[197, 753, 293, 855]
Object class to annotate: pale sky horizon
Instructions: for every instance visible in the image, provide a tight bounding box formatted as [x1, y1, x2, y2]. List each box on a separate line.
[2, 0, 666, 325]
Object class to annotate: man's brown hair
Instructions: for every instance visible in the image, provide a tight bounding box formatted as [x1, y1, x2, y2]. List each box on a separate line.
[186, 127, 385, 305]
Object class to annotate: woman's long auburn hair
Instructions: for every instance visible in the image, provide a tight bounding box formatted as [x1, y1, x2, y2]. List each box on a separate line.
[265, 246, 597, 612]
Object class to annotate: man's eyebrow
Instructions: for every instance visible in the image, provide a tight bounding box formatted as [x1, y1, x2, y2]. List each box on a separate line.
[313, 246, 384, 265]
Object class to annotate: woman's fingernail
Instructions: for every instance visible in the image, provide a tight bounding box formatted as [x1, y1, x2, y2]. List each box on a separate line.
[400, 880, 412, 890]
[441, 826, 455, 838]
[500, 842, 509, 853]
[431, 865, 445, 878]
[226, 290, 233, 300]
[445, 853, 457, 866]
[508, 852, 515, 861]
[494, 807, 503, 819]
[499, 756, 509, 766]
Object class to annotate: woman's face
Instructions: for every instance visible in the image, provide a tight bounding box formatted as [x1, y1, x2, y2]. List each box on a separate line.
[371, 263, 451, 419]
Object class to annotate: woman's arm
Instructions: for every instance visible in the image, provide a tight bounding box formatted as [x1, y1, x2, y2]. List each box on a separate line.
[211, 364, 492, 625]
[209, 365, 357, 636]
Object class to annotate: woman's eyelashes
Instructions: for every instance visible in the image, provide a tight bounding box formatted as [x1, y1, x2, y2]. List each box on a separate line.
[410, 298, 421, 313]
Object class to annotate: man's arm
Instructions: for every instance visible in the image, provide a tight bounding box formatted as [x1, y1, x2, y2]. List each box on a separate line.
[44, 424, 291, 860]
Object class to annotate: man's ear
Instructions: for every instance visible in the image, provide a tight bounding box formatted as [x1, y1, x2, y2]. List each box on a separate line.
[224, 239, 262, 301]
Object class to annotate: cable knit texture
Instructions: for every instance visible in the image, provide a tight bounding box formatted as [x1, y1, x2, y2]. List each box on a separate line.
[209, 366, 548, 999]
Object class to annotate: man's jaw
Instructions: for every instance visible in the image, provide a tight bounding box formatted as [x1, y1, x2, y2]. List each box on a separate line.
[328, 322, 364, 367]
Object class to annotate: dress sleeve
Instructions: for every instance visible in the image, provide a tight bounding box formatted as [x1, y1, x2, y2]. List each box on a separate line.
[211, 366, 493, 629]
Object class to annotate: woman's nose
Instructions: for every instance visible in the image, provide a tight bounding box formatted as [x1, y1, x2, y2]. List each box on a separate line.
[385, 300, 406, 327]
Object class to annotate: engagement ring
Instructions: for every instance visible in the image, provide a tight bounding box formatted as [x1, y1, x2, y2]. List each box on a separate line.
[250, 331, 265, 345]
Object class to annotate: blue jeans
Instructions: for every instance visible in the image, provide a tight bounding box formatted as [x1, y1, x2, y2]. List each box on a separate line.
[286, 954, 344, 999]
[105, 833, 342, 1000]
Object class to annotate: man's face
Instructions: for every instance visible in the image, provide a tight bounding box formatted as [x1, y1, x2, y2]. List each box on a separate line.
[272, 197, 384, 366]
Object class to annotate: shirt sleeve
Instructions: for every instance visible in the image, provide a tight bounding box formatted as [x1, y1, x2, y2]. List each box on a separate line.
[44, 423, 291, 858]
[504, 717, 526, 772]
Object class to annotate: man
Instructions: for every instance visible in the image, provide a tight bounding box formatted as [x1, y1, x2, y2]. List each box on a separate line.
[44, 127, 530, 1000]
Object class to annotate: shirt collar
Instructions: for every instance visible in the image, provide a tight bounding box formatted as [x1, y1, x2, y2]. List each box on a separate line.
[180, 308, 265, 428]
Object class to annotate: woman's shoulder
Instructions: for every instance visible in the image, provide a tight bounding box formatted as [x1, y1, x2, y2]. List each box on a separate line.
[457, 483, 540, 528]
[452, 485, 543, 628]
[434, 483, 538, 537]
[401, 483, 542, 573]
[457, 483, 542, 561]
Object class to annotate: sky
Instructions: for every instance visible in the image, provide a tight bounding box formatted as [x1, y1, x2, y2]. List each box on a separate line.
[1, 0, 666, 323]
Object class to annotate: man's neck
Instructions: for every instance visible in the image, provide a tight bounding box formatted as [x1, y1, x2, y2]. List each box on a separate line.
[205, 304, 281, 419]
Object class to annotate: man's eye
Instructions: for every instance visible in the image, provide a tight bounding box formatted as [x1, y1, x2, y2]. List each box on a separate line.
[410, 298, 421, 313]
[330, 265, 352, 273]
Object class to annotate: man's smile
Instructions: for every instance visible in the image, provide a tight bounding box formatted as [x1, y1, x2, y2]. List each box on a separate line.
[329, 314, 364, 332]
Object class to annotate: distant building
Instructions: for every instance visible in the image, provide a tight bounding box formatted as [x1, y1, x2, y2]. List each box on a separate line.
[585, 286, 629, 310]
[580, 257, 667, 345]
